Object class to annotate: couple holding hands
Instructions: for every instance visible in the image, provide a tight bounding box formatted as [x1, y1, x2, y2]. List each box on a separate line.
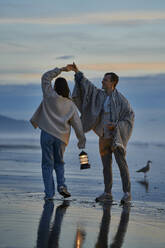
[30, 62, 134, 204]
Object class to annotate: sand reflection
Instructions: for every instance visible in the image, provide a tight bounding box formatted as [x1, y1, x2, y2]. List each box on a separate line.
[36, 200, 69, 248]
[95, 203, 130, 248]
[36, 201, 130, 248]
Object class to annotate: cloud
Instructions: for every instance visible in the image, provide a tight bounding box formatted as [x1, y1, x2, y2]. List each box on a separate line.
[0, 11, 165, 26]
[56, 55, 75, 60]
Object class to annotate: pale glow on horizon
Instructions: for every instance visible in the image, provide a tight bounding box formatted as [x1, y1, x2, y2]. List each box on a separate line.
[80, 62, 165, 72]
[0, 11, 165, 25]
[1, 62, 165, 85]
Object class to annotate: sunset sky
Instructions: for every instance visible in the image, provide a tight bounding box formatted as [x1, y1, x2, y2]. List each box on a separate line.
[0, 0, 165, 84]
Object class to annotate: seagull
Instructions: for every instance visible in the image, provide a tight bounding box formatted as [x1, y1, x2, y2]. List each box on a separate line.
[136, 160, 152, 177]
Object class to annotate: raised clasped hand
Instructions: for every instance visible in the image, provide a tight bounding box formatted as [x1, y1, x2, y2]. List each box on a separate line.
[66, 62, 79, 72]
[61, 65, 73, 72]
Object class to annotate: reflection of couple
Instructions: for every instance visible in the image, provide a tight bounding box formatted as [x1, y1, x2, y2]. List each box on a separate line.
[36, 201, 69, 248]
[95, 203, 130, 248]
[30, 63, 134, 203]
[36, 201, 130, 248]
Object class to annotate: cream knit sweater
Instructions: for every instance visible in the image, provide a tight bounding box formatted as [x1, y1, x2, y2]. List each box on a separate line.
[30, 68, 86, 148]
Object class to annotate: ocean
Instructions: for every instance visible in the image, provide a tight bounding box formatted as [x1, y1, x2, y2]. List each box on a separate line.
[0, 131, 165, 204]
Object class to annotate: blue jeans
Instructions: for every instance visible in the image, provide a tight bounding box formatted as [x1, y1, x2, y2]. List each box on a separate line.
[40, 130, 66, 198]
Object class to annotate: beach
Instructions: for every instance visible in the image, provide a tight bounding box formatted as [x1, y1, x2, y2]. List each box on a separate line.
[0, 133, 165, 248]
[1, 0, 165, 246]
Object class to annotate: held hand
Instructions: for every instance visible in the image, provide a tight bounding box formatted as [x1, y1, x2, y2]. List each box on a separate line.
[73, 62, 79, 72]
[77, 137, 86, 149]
[66, 62, 79, 73]
[107, 122, 116, 131]
[60, 65, 73, 72]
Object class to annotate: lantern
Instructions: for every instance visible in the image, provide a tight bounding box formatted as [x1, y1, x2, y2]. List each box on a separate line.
[79, 150, 90, 170]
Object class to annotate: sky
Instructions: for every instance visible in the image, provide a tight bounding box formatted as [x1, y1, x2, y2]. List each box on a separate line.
[0, 0, 165, 85]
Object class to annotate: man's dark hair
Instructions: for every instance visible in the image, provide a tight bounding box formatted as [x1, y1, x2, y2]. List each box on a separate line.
[105, 72, 119, 88]
[54, 77, 70, 98]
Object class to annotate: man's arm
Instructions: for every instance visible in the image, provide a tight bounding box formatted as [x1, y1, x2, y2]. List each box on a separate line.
[68, 62, 100, 92]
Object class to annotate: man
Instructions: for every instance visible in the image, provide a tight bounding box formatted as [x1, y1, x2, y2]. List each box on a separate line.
[68, 63, 134, 203]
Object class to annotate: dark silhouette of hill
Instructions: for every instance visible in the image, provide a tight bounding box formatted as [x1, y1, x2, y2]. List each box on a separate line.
[0, 115, 33, 133]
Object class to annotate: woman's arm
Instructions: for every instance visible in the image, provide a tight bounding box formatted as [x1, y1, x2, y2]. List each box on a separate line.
[70, 108, 86, 149]
[41, 66, 71, 97]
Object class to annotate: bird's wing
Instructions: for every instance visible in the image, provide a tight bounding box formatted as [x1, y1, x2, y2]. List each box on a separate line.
[136, 166, 145, 172]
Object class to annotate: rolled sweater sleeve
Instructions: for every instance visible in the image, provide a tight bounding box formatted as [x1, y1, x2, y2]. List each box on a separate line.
[70, 109, 86, 149]
[41, 67, 61, 97]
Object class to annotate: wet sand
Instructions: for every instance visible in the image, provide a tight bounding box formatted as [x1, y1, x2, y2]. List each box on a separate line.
[0, 192, 165, 248]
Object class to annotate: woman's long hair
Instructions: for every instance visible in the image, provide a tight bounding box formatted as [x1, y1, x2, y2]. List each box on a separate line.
[54, 77, 70, 99]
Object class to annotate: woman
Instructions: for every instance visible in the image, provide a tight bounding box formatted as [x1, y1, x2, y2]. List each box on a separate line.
[30, 66, 86, 200]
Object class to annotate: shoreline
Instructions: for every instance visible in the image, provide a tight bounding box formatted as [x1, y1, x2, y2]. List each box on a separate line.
[1, 190, 165, 219]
